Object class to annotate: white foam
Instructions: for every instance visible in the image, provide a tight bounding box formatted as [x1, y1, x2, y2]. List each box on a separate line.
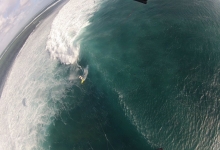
[46, 0, 102, 64]
[0, 0, 104, 149]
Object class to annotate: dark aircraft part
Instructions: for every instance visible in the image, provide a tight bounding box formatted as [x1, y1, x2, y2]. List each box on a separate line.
[134, 0, 147, 4]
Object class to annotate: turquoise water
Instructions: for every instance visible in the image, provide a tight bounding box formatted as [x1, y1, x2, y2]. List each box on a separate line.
[44, 0, 220, 149]
[1, 0, 220, 149]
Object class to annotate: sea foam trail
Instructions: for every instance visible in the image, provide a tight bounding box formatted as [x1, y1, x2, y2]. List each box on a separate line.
[46, 0, 101, 64]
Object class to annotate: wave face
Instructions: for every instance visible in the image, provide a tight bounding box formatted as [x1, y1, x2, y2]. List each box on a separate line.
[76, 0, 220, 149]
[46, 0, 101, 64]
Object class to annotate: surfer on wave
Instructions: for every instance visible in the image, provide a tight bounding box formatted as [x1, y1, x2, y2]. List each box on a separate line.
[79, 75, 85, 84]
[79, 65, 88, 84]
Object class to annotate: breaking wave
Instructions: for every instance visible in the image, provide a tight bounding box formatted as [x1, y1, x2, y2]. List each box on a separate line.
[46, 0, 101, 64]
[0, 0, 103, 149]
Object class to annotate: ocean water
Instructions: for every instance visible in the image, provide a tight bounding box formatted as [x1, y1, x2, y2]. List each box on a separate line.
[1, 0, 220, 149]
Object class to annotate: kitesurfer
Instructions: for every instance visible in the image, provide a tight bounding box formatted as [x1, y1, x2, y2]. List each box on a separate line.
[79, 75, 85, 84]
[79, 76, 83, 80]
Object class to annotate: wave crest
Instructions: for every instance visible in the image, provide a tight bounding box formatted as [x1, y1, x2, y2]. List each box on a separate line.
[46, 0, 101, 64]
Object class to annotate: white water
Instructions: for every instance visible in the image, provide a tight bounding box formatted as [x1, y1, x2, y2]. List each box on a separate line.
[0, 14, 59, 150]
[0, 0, 102, 149]
[46, 0, 101, 64]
